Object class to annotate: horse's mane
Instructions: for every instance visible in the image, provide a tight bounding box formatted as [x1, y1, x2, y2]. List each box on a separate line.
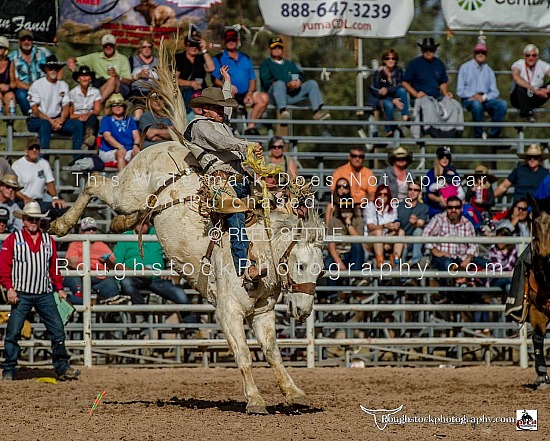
[269, 211, 325, 246]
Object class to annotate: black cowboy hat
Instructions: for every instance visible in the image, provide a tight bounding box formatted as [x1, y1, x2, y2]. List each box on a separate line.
[72, 65, 96, 82]
[39, 55, 66, 72]
[418, 37, 439, 52]
[188, 87, 238, 108]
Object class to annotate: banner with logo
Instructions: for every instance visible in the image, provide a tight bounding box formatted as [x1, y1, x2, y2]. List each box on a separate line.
[58, 0, 222, 45]
[0, 0, 58, 43]
[442, 0, 550, 31]
[258, 0, 414, 38]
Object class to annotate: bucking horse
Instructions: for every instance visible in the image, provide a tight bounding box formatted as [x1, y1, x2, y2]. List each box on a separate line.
[50, 41, 325, 413]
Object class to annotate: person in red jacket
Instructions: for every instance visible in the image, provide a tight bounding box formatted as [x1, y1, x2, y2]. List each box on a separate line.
[0, 201, 80, 381]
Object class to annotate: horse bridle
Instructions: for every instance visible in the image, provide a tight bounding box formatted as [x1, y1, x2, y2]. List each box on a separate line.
[278, 240, 322, 296]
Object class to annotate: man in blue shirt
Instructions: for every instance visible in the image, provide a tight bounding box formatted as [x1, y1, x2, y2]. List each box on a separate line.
[457, 39, 507, 138]
[212, 29, 269, 135]
[403, 38, 451, 100]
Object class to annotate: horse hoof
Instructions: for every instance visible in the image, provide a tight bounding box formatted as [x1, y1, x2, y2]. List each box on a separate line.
[49, 220, 69, 237]
[287, 394, 309, 407]
[246, 404, 269, 415]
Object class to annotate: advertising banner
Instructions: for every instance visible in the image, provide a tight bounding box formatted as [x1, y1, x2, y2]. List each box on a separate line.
[0, 0, 58, 43]
[258, 0, 414, 38]
[442, 0, 550, 31]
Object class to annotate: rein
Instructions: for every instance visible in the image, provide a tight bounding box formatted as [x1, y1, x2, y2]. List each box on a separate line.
[278, 240, 317, 296]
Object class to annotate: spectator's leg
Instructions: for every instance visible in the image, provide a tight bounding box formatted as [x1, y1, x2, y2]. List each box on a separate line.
[33, 293, 70, 376]
[248, 91, 270, 129]
[409, 227, 424, 265]
[63, 276, 83, 296]
[60, 119, 85, 153]
[120, 277, 147, 305]
[286, 80, 324, 111]
[395, 86, 409, 117]
[14, 88, 31, 116]
[1, 293, 33, 376]
[27, 117, 52, 149]
[118, 81, 130, 99]
[100, 77, 118, 102]
[485, 98, 507, 137]
[392, 229, 406, 262]
[2, 90, 15, 116]
[150, 278, 189, 304]
[369, 228, 385, 266]
[510, 87, 534, 118]
[268, 81, 288, 111]
[430, 255, 454, 287]
[462, 99, 485, 138]
[92, 276, 120, 300]
[381, 98, 396, 133]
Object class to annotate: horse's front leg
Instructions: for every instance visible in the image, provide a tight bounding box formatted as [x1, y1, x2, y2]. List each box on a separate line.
[531, 307, 550, 387]
[249, 309, 308, 406]
[216, 306, 268, 414]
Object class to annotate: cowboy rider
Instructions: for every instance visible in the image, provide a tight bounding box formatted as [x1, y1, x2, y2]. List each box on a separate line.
[186, 66, 265, 283]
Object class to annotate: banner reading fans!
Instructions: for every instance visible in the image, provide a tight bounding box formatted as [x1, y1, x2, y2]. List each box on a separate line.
[0, 0, 58, 43]
[258, 0, 414, 38]
[58, 0, 222, 45]
[443, 0, 550, 31]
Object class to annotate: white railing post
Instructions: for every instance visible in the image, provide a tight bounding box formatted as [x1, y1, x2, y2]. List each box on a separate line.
[306, 310, 315, 368]
[519, 324, 529, 368]
[82, 239, 93, 367]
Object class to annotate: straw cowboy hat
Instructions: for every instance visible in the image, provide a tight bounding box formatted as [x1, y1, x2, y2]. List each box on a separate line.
[39, 55, 66, 72]
[467, 164, 497, 184]
[517, 144, 550, 160]
[106, 93, 127, 108]
[0, 173, 23, 190]
[188, 87, 238, 108]
[14, 201, 49, 219]
[388, 146, 413, 165]
[72, 65, 96, 82]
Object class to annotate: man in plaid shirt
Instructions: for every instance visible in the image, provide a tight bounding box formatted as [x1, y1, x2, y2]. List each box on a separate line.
[422, 196, 489, 285]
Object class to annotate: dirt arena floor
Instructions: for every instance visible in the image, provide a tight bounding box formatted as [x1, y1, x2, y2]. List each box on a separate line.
[1, 365, 549, 440]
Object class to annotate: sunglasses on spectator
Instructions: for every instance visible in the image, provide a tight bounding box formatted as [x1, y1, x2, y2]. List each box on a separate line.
[378, 192, 389, 196]
[336, 184, 349, 189]
[516, 206, 528, 211]
[350, 154, 365, 159]
[225, 38, 238, 43]
[141, 45, 152, 49]
[384, 56, 397, 61]
[475, 51, 487, 55]
[408, 187, 421, 192]
[25, 217, 40, 223]
[103, 43, 115, 48]
[527, 155, 541, 160]
[446, 205, 462, 210]
[437, 153, 451, 160]
[270, 144, 284, 149]
[27, 146, 40, 151]
[19, 36, 33, 42]
[525, 53, 538, 58]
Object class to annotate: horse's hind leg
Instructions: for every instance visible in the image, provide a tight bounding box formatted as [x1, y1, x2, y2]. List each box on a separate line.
[531, 308, 550, 386]
[216, 307, 268, 414]
[250, 310, 308, 406]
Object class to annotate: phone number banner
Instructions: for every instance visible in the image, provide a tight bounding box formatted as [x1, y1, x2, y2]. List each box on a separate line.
[443, 0, 550, 31]
[258, 0, 414, 38]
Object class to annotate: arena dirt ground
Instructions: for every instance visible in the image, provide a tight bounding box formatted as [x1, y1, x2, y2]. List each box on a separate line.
[1, 365, 549, 440]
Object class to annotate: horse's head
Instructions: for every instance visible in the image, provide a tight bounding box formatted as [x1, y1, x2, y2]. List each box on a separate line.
[281, 217, 325, 322]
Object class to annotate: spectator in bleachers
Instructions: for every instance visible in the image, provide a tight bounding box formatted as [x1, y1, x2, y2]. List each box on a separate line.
[114, 221, 191, 308]
[0, 207, 8, 240]
[324, 177, 352, 224]
[422, 195, 488, 287]
[331, 147, 375, 207]
[403, 38, 452, 101]
[259, 36, 330, 121]
[325, 199, 366, 299]
[0, 201, 80, 381]
[176, 31, 215, 115]
[510, 44, 550, 122]
[8, 30, 51, 116]
[67, 34, 133, 102]
[0, 174, 23, 232]
[364, 184, 405, 268]
[368, 48, 409, 137]
[456, 37, 507, 138]
[0, 36, 16, 115]
[63, 217, 121, 306]
[496, 198, 531, 243]
[382, 146, 413, 202]
[488, 227, 517, 297]
[264, 136, 298, 191]
[464, 165, 496, 224]
[425, 146, 464, 217]
[98, 94, 140, 171]
[69, 66, 101, 150]
[27, 55, 84, 153]
[212, 29, 270, 136]
[129, 38, 159, 120]
[397, 179, 429, 266]
[139, 93, 174, 148]
[12, 138, 67, 220]
[0, 157, 14, 177]
[494, 144, 549, 202]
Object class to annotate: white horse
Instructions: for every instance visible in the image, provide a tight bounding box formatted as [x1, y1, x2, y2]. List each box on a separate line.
[50, 141, 325, 414]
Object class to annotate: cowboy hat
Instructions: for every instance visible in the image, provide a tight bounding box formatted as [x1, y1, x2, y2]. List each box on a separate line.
[466, 164, 497, 184]
[517, 144, 550, 160]
[14, 201, 49, 219]
[418, 37, 439, 51]
[72, 65, 96, 82]
[39, 55, 66, 72]
[388, 146, 413, 165]
[188, 87, 238, 108]
[106, 93, 127, 108]
[0, 36, 9, 50]
[0, 173, 23, 190]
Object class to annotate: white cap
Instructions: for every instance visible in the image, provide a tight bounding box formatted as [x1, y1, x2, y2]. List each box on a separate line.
[101, 34, 116, 46]
[80, 217, 98, 231]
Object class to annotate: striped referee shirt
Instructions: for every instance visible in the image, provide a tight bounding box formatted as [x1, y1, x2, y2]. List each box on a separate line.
[0, 228, 63, 294]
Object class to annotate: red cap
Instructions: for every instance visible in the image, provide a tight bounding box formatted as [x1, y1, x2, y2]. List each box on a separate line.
[224, 29, 239, 42]
[474, 42, 488, 53]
